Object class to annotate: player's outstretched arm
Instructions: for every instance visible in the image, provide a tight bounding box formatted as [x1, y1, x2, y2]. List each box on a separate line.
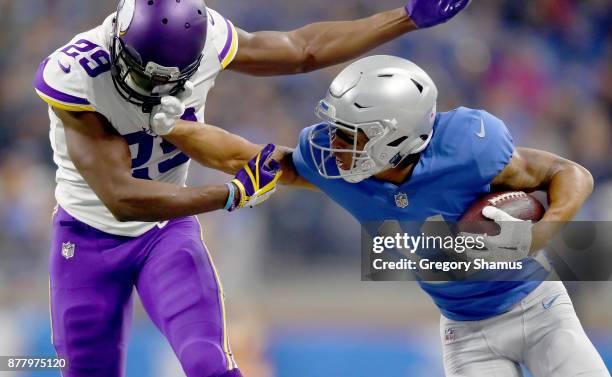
[229, 1, 470, 75]
[490, 147, 594, 252]
[273, 146, 318, 190]
[163, 120, 316, 189]
[55, 109, 279, 221]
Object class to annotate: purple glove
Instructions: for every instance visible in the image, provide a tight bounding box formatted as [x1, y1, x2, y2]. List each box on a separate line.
[225, 144, 282, 212]
[405, 0, 471, 28]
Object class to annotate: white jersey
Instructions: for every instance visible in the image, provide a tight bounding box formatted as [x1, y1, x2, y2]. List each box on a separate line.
[34, 9, 238, 236]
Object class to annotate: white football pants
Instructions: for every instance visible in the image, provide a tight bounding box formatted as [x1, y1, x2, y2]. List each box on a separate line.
[440, 281, 610, 377]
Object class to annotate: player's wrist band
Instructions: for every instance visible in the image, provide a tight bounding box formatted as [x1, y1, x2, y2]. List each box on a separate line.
[224, 182, 235, 211]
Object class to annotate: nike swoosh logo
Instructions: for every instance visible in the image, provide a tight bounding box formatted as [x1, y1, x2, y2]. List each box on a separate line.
[58, 60, 71, 74]
[475, 118, 485, 138]
[542, 294, 561, 309]
[157, 221, 169, 229]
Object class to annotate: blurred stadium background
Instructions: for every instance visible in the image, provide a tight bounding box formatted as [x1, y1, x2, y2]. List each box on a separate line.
[0, 0, 611, 376]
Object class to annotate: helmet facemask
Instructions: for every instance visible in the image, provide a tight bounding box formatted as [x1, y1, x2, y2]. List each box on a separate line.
[309, 115, 386, 183]
[109, 0, 208, 112]
[110, 34, 201, 113]
[309, 99, 434, 183]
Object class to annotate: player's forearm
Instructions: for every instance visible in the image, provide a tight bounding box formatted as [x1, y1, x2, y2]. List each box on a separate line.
[234, 8, 415, 76]
[166, 121, 314, 188]
[273, 146, 317, 189]
[542, 162, 593, 222]
[164, 120, 261, 175]
[531, 162, 594, 252]
[291, 7, 414, 73]
[108, 180, 229, 222]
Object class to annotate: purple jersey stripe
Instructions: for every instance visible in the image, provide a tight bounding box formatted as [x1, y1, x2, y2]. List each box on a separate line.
[34, 57, 91, 105]
[218, 18, 234, 63]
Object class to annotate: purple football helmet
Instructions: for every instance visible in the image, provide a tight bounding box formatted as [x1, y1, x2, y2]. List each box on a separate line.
[110, 0, 208, 112]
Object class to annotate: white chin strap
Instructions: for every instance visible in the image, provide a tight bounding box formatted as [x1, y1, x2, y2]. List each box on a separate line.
[338, 157, 379, 183]
[125, 73, 174, 97]
[339, 168, 372, 183]
[410, 130, 433, 154]
[151, 83, 175, 96]
[338, 130, 433, 183]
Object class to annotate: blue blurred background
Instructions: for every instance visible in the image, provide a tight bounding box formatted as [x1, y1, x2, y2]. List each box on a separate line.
[0, 0, 611, 376]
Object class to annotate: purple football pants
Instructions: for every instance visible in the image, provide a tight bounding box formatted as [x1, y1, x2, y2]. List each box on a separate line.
[49, 206, 241, 377]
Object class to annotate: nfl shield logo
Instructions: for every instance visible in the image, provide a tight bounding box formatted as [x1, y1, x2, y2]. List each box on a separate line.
[61, 242, 75, 260]
[444, 328, 456, 345]
[394, 192, 409, 208]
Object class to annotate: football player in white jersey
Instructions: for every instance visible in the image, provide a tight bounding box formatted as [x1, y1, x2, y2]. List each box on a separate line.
[34, 0, 471, 376]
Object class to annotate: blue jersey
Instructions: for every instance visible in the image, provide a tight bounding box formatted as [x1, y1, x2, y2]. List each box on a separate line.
[292, 107, 543, 321]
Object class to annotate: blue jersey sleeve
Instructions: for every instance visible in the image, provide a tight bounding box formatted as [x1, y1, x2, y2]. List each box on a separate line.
[470, 109, 514, 185]
[446, 108, 514, 188]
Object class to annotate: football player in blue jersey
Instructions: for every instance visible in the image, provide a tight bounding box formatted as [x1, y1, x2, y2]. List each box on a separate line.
[156, 55, 610, 376]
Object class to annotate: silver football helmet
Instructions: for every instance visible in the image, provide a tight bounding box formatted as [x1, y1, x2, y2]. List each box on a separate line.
[309, 55, 438, 183]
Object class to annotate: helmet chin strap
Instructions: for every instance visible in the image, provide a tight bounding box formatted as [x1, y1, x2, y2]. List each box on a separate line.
[339, 129, 434, 183]
[151, 83, 175, 96]
[411, 130, 433, 154]
[124, 73, 176, 98]
[338, 156, 379, 183]
[387, 129, 433, 168]
[338, 167, 372, 183]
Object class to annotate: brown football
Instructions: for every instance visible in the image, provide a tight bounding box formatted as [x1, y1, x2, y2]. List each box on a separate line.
[458, 191, 545, 236]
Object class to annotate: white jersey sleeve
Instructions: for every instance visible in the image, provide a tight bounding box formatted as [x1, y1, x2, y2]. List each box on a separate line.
[206, 8, 239, 70]
[34, 38, 111, 112]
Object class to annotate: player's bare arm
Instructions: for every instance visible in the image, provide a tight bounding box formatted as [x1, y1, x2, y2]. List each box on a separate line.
[163, 120, 315, 189]
[231, 8, 414, 75]
[56, 108, 280, 221]
[490, 147, 594, 252]
[56, 108, 232, 222]
[273, 146, 316, 189]
[229, 1, 470, 75]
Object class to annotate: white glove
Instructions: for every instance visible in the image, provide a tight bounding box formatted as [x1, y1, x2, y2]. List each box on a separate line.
[462, 206, 533, 262]
[149, 81, 194, 136]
